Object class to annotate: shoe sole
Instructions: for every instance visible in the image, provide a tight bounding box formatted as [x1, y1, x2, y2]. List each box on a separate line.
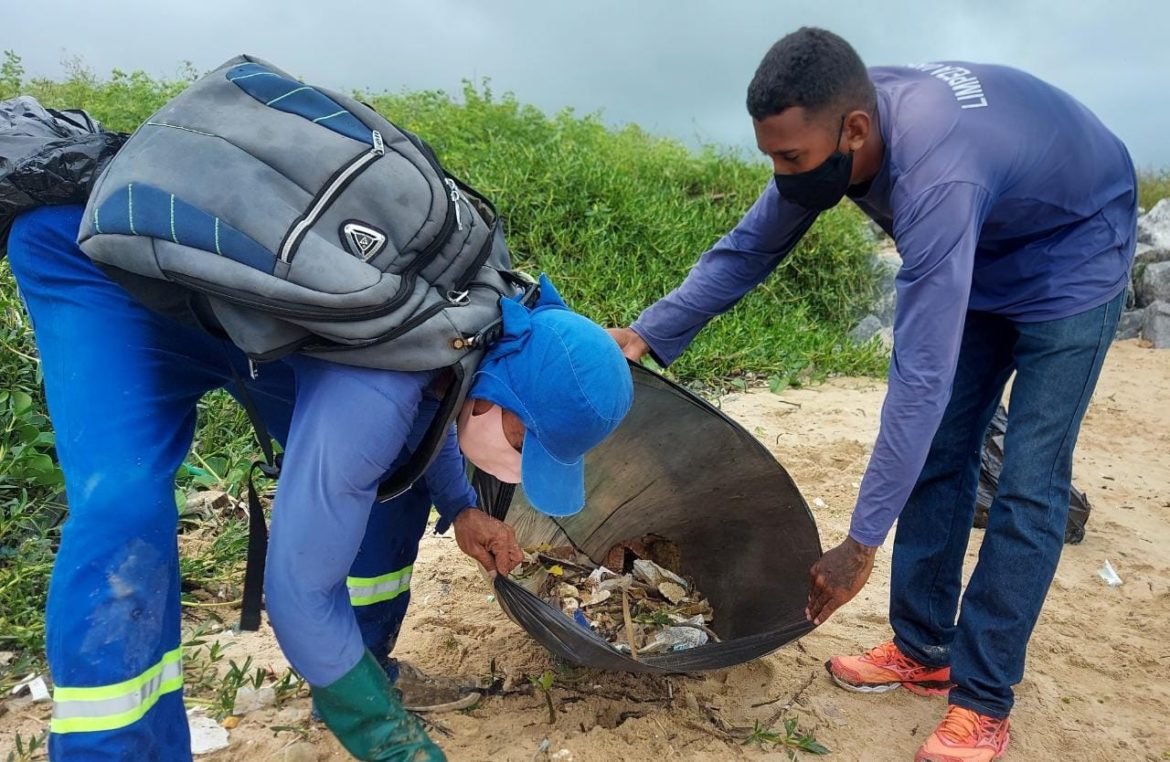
[915, 738, 1008, 762]
[903, 681, 953, 697]
[829, 671, 903, 693]
[405, 691, 481, 713]
[827, 662, 952, 696]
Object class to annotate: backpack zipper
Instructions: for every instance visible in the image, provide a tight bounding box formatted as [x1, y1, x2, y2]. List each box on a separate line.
[446, 178, 464, 231]
[278, 130, 386, 263]
[400, 130, 459, 264]
[452, 221, 500, 292]
[303, 282, 499, 353]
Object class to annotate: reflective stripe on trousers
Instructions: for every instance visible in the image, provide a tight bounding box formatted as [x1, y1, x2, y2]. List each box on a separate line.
[348, 564, 413, 607]
[51, 648, 183, 734]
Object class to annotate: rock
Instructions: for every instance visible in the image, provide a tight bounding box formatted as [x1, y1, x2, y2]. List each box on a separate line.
[871, 257, 900, 325]
[848, 314, 883, 344]
[1133, 246, 1170, 309]
[233, 684, 276, 715]
[281, 742, 319, 762]
[1115, 309, 1145, 341]
[877, 326, 894, 351]
[5, 696, 33, 714]
[866, 219, 888, 240]
[275, 705, 310, 725]
[1137, 199, 1170, 249]
[1136, 244, 1170, 267]
[1136, 262, 1170, 307]
[183, 490, 232, 519]
[1143, 301, 1170, 348]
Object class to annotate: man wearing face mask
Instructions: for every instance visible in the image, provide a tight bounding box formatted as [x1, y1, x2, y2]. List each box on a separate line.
[609, 27, 1135, 762]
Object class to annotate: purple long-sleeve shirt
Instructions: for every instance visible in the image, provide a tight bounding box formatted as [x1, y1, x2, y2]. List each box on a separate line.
[633, 62, 1136, 546]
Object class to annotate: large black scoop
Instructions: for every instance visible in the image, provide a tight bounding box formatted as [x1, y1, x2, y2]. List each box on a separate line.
[478, 364, 822, 673]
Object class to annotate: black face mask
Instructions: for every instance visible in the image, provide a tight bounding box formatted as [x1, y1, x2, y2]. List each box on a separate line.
[773, 116, 853, 212]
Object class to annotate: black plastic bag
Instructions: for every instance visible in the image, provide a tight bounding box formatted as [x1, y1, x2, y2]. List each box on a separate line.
[477, 364, 822, 673]
[974, 405, 1091, 544]
[1, 96, 126, 258]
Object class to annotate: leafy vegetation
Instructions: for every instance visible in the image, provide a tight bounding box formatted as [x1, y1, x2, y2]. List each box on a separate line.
[744, 717, 831, 759]
[1139, 167, 1170, 210]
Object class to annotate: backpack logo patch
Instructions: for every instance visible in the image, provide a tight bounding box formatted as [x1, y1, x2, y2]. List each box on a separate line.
[341, 221, 387, 261]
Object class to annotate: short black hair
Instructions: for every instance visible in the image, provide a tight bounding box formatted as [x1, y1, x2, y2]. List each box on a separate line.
[746, 27, 876, 121]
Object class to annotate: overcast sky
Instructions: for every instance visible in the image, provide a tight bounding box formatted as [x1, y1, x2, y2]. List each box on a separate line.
[5, 1, 1167, 167]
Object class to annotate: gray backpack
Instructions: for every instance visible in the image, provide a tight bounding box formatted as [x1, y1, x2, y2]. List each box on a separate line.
[81, 55, 519, 371]
[79, 55, 530, 628]
[80, 54, 528, 480]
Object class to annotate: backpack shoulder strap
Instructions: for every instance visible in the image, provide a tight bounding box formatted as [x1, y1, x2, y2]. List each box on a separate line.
[374, 274, 537, 502]
[236, 274, 538, 631]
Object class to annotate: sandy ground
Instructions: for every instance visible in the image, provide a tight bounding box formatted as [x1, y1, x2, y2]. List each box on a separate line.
[3, 340, 1168, 761]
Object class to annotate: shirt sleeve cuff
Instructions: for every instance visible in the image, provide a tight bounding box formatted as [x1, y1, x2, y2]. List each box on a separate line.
[629, 318, 682, 368]
[847, 526, 888, 548]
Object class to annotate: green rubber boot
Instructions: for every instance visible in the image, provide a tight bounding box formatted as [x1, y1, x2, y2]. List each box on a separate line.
[313, 651, 446, 761]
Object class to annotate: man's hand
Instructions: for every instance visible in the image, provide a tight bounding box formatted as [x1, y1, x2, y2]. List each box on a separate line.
[607, 327, 650, 363]
[806, 537, 878, 625]
[452, 508, 524, 577]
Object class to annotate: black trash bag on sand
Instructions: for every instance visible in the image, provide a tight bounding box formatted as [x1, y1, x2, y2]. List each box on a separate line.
[974, 405, 1091, 544]
[475, 364, 822, 674]
[0, 96, 127, 258]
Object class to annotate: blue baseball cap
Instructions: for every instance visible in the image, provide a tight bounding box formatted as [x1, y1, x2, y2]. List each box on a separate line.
[470, 275, 634, 516]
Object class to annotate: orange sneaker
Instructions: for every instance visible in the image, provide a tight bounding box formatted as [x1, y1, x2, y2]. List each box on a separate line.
[826, 641, 953, 696]
[915, 705, 1010, 762]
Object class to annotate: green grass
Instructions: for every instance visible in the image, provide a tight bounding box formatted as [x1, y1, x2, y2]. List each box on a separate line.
[1139, 168, 1170, 211]
[360, 82, 886, 386]
[0, 52, 886, 689]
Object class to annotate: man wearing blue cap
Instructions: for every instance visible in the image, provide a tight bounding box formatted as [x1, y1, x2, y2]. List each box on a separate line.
[8, 205, 632, 761]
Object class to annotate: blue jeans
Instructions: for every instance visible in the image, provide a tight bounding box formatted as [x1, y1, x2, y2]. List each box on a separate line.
[8, 205, 430, 760]
[889, 291, 1124, 718]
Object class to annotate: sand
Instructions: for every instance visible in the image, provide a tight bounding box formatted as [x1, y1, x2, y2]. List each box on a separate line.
[3, 340, 1168, 761]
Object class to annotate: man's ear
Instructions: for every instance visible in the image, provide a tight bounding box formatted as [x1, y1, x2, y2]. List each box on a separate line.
[844, 109, 871, 152]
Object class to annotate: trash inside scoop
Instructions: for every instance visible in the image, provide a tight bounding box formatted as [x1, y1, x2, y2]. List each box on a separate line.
[509, 535, 717, 656]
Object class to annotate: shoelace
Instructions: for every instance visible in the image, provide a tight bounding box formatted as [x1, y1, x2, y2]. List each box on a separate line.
[937, 706, 1002, 743]
[864, 642, 923, 672]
